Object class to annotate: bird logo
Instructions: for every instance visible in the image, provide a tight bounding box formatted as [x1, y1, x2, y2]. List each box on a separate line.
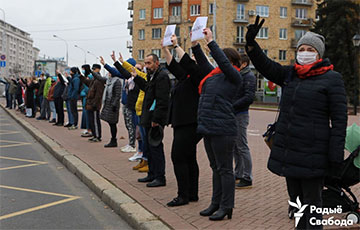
[288, 196, 309, 227]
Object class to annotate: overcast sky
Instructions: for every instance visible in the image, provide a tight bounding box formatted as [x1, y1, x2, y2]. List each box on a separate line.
[0, 0, 132, 68]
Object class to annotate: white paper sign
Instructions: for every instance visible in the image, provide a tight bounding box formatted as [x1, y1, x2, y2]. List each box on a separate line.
[191, 17, 208, 42]
[163, 25, 176, 47]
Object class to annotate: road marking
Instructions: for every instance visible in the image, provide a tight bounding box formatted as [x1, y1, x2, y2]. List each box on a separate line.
[0, 140, 31, 148]
[0, 124, 11, 127]
[0, 130, 21, 135]
[0, 156, 47, 171]
[0, 185, 81, 221]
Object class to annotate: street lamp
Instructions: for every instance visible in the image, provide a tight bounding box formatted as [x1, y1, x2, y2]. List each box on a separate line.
[74, 45, 86, 64]
[87, 50, 99, 62]
[352, 34, 360, 115]
[53, 34, 68, 67]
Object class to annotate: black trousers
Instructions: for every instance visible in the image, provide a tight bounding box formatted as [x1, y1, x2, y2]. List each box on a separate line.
[108, 123, 117, 139]
[88, 110, 101, 139]
[171, 124, 202, 200]
[286, 177, 324, 230]
[69, 99, 78, 126]
[54, 97, 64, 124]
[204, 135, 235, 209]
[146, 127, 165, 182]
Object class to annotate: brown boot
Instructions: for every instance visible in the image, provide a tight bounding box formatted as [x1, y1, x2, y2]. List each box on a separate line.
[138, 165, 149, 173]
[133, 159, 147, 170]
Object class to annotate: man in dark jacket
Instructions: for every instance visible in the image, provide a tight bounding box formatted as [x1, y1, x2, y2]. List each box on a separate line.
[53, 71, 66, 126]
[36, 73, 46, 111]
[80, 64, 105, 142]
[68, 67, 81, 130]
[126, 54, 170, 187]
[233, 53, 256, 189]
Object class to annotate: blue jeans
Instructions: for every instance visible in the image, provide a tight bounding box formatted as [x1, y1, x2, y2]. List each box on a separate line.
[81, 97, 89, 129]
[49, 101, 56, 120]
[131, 111, 144, 153]
[66, 100, 74, 125]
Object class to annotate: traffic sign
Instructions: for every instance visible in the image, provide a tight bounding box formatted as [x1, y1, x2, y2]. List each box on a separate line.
[0, 61, 6, 67]
[0, 55, 5, 60]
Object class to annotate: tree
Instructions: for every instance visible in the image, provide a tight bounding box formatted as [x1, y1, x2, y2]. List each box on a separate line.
[312, 0, 360, 105]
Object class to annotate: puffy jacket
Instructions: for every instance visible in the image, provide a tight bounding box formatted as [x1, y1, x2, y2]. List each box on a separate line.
[197, 41, 243, 136]
[80, 74, 105, 111]
[233, 66, 256, 113]
[246, 41, 347, 178]
[47, 82, 56, 101]
[67, 74, 80, 100]
[43, 77, 52, 98]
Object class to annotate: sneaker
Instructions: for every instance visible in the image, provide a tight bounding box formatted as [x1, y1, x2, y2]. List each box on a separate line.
[138, 165, 149, 173]
[36, 116, 45, 120]
[120, 144, 130, 151]
[128, 152, 143, 162]
[133, 159, 147, 170]
[122, 145, 137, 153]
[81, 130, 89, 135]
[49, 119, 56, 123]
[64, 123, 72, 127]
[89, 137, 101, 142]
[68, 125, 78, 130]
[235, 179, 252, 189]
[81, 131, 93, 137]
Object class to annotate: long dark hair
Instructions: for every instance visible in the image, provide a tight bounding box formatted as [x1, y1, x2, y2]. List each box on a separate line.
[81, 64, 91, 77]
[222, 48, 241, 68]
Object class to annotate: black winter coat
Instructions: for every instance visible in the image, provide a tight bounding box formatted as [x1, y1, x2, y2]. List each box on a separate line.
[133, 67, 170, 127]
[53, 74, 66, 99]
[233, 66, 256, 113]
[197, 41, 243, 136]
[246, 42, 347, 179]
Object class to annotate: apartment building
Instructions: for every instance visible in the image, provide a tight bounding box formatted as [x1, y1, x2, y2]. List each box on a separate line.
[0, 19, 40, 78]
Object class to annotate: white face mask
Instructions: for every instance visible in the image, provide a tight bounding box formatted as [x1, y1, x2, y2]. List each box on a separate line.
[296, 51, 318, 65]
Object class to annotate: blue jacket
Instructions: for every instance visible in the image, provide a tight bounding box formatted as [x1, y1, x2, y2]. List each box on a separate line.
[68, 74, 80, 100]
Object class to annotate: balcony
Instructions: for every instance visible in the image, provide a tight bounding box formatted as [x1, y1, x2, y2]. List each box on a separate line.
[128, 1, 133, 10]
[233, 38, 246, 46]
[291, 38, 299, 48]
[169, 15, 182, 24]
[291, 18, 313, 27]
[291, 0, 314, 6]
[126, 40, 132, 49]
[233, 14, 249, 23]
[127, 21, 133, 29]
[169, 0, 182, 3]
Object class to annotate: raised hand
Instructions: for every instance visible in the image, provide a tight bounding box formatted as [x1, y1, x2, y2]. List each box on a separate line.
[118, 52, 124, 63]
[246, 15, 265, 45]
[190, 32, 198, 47]
[99, 56, 105, 65]
[110, 51, 116, 62]
[203, 28, 213, 44]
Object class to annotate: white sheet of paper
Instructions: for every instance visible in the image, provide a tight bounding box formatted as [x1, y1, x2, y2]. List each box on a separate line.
[163, 25, 177, 46]
[191, 17, 208, 42]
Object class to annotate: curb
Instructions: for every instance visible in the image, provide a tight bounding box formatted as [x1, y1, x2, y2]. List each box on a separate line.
[1, 104, 171, 230]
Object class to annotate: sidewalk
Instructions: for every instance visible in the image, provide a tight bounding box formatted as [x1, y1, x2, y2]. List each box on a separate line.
[1, 102, 359, 230]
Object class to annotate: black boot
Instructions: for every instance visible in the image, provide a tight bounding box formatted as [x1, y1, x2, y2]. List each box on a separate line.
[209, 208, 233, 221]
[199, 204, 219, 216]
[104, 138, 117, 148]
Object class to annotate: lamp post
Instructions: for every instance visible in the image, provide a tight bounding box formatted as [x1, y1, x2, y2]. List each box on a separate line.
[352, 34, 360, 115]
[53, 34, 68, 67]
[74, 45, 86, 64]
[0, 8, 6, 78]
[87, 50, 99, 62]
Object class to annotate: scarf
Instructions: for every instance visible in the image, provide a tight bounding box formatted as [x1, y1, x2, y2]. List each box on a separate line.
[198, 65, 241, 94]
[294, 58, 334, 79]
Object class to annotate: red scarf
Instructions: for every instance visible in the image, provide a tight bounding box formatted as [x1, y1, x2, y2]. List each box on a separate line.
[198, 66, 241, 94]
[294, 59, 334, 79]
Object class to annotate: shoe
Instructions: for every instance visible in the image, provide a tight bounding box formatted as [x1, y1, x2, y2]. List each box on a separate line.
[89, 137, 101, 142]
[81, 132, 93, 138]
[167, 197, 189, 207]
[121, 145, 137, 153]
[200, 204, 220, 216]
[36, 117, 45, 120]
[235, 179, 252, 189]
[52, 123, 58, 126]
[209, 208, 233, 221]
[68, 125, 78, 130]
[138, 165, 149, 173]
[104, 138, 117, 148]
[120, 144, 130, 151]
[128, 152, 143, 162]
[138, 176, 153, 183]
[146, 179, 166, 187]
[64, 123, 72, 127]
[133, 159, 147, 170]
[55, 123, 64, 126]
[189, 196, 199, 202]
[49, 119, 56, 123]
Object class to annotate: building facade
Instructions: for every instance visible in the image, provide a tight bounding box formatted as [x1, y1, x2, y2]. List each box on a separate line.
[0, 19, 39, 78]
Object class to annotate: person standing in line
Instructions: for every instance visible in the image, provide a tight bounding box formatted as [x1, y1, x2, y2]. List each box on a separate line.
[47, 77, 57, 123]
[233, 53, 256, 189]
[62, 72, 74, 127]
[21, 77, 40, 118]
[68, 67, 81, 130]
[80, 64, 92, 138]
[245, 16, 347, 229]
[37, 73, 51, 120]
[36, 73, 46, 113]
[4, 77, 17, 109]
[53, 71, 66, 126]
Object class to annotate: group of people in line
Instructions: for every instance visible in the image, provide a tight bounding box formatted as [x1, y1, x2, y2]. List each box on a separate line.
[2, 16, 347, 229]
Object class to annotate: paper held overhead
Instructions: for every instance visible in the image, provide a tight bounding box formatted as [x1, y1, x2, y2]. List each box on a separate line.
[191, 17, 208, 42]
[163, 25, 177, 47]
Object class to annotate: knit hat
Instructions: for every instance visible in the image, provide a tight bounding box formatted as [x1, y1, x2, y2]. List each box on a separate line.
[126, 58, 136, 67]
[297, 32, 325, 58]
[92, 64, 101, 70]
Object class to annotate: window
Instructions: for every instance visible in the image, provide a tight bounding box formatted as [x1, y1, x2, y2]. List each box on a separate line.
[279, 28, 287, 40]
[262, 49, 268, 56]
[209, 3, 214, 14]
[152, 28, 162, 39]
[152, 49, 161, 58]
[172, 6, 181, 16]
[279, 50, 286, 61]
[256, 5, 269, 17]
[236, 26, 245, 43]
[295, 30, 306, 40]
[153, 8, 163, 19]
[139, 9, 146, 20]
[190, 4, 200, 16]
[139, 29, 145, 40]
[138, 50, 144, 60]
[236, 4, 245, 20]
[296, 8, 307, 19]
[256, 27, 268, 39]
[175, 27, 180, 37]
[280, 7, 287, 18]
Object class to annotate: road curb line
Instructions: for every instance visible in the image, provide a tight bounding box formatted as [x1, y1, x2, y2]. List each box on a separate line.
[1, 105, 171, 230]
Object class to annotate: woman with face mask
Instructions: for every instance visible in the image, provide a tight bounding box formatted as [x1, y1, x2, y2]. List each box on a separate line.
[245, 16, 347, 230]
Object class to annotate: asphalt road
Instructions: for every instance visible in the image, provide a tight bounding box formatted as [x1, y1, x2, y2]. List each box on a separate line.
[0, 107, 133, 230]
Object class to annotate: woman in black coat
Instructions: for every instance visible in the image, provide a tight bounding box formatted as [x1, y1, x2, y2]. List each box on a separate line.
[22, 77, 39, 118]
[246, 16, 347, 229]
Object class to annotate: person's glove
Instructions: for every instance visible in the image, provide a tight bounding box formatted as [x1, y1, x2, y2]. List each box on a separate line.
[112, 106, 117, 112]
[246, 15, 265, 46]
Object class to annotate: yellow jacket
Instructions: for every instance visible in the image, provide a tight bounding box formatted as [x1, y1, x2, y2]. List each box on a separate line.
[122, 61, 147, 116]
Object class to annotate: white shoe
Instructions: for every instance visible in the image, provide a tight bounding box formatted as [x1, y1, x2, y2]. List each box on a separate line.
[122, 145, 137, 153]
[120, 144, 130, 151]
[128, 152, 143, 162]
